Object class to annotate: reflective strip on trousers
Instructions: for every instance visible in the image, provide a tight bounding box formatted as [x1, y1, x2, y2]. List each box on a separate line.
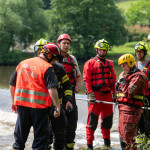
[66, 143, 75, 148]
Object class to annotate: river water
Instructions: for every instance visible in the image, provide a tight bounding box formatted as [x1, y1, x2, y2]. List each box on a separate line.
[0, 66, 121, 150]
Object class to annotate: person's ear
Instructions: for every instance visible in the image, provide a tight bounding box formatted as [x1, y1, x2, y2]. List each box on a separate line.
[47, 53, 52, 59]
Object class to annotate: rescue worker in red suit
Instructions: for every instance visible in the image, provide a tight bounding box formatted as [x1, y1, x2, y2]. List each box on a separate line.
[83, 39, 117, 150]
[34, 39, 73, 150]
[116, 54, 147, 150]
[57, 33, 81, 150]
[9, 43, 61, 150]
[134, 41, 150, 146]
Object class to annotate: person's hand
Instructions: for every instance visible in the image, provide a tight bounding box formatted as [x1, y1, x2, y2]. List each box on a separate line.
[12, 104, 18, 113]
[119, 71, 126, 80]
[54, 106, 60, 118]
[65, 101, 73, 112]
[112, 94, 117, 103]
[75, 85, 80, 93]
[88, 92, 96, 104]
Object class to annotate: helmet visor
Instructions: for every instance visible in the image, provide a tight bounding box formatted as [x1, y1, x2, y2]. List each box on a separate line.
[34, 45, 44, 52]
[97, 42, 109, 50]
[134, 43, 145, 51]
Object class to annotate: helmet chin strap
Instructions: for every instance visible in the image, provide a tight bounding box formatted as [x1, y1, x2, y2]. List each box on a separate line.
[44, 53, 55, 63]
[61, 50, 67, 54]
[96, 49, 107, 58]
[98, 54, 105, 58]
[138, 55, 145, 61]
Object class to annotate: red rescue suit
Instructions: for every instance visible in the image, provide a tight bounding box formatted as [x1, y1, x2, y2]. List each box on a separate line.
[117, 69, 147, 150]
[15, 57, 52, 108]
[83, 56, 117, 145]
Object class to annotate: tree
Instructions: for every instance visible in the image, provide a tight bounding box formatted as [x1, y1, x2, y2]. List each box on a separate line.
[46, 0, 128, 60]
[0, 0, 48, 53]
[126, 0, 150, 25]
[43, 0, 51, 10]
[0, 0, 22, 53]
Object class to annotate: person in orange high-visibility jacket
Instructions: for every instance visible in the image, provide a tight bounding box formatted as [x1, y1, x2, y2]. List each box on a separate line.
[116, 54, 148, 150]
[9, 43, 61, 150]
[34, 39, 73, 150]
[83, 39, 117, 150]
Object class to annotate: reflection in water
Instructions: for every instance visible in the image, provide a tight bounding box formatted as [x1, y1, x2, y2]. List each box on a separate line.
[0, 66, 16, 89]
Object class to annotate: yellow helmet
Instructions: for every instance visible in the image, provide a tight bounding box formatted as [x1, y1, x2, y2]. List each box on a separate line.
[118, 54, 135, 68]
[134, 41, 149, 53]
[94, 39, 110, 50]
[34, 38, 48, 52]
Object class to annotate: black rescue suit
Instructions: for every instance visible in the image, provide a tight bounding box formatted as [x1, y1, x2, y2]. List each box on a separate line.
[116, 68, 147, 150]
[62, 54, 78, 149]
[49, 61, 73, 150]
[136, 60, 150, 138]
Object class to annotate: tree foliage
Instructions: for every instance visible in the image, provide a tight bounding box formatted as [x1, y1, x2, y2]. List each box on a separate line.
[46, 0, 128, 60]
[0, 0, 48, 54]
[126, 0, 150, 25]
[43, 0, 51, 9]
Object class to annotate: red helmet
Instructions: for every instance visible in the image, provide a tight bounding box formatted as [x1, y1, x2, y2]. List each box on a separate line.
[57, 33, 71, 44]
[42, 43, 60, 57]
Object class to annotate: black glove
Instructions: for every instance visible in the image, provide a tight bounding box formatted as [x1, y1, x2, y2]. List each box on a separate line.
[88, 92, 96, 104]
[67, 106, 71, 112]
[113, 94, 117, 103]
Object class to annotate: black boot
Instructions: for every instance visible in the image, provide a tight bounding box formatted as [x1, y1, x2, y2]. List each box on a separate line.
[101, 139, 111, 150]
[120, 137, 126, 150]
[87, 144, 93, 150]
[104, 139, 111, 147]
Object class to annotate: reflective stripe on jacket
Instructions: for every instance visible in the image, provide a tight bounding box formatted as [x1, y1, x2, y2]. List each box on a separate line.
[14, 57, 52, 108]
[116, 92, 144, 107]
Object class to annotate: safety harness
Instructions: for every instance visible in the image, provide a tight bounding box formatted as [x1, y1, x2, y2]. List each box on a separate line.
[91, 56, 115, 91]
[116, 69, 147, 108]
[62, 54, 76, 86]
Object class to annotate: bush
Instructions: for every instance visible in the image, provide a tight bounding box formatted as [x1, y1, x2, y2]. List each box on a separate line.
[128, 32, 148, 42]
[0, 50, 35, 66]
[123, 41, 138, 47]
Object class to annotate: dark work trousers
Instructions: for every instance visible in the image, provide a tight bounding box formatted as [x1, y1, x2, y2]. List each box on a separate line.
[49, 106, 67, 150]
[13, 106, 49, 150]
[63, 89, 78, 149]
[138, 96, 150, 138]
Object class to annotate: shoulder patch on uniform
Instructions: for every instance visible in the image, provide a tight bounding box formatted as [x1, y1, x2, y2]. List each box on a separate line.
[129, 84, 137, 94]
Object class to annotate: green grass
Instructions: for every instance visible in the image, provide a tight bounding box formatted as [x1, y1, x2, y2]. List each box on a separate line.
[116, 0, 138, 14]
